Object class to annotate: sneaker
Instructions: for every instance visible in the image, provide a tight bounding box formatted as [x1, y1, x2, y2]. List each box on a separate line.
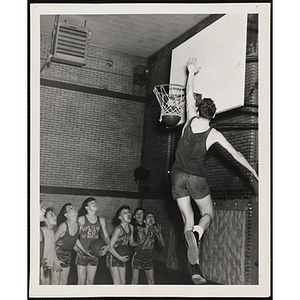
[192, 274, 207, 285]
[184, 230, 199, 265]
[191, 264, 207, 285]
[193, 230, 200, 244]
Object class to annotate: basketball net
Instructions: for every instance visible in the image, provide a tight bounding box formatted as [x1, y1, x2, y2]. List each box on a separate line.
[153, 84, 186, 122]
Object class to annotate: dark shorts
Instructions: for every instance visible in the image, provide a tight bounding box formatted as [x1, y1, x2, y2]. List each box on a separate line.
[171, 169, 210, 200]
[106, 252, 126, 268]
[56, 247, 73, 268]
[131, 250, 153, 271]
[75, 249, 99, 267]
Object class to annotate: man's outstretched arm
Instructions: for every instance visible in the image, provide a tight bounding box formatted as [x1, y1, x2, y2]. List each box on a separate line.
[208, 129, 259, 181]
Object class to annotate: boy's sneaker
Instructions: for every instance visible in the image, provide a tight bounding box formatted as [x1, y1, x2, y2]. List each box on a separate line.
[193, 230, 200, 243]
[184, 230, 199, 265]
[191, 264, 207, 285]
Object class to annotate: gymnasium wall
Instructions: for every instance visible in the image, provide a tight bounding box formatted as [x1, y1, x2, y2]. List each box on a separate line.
[40, 33, 147, 223]
[141, 14, 258, 283]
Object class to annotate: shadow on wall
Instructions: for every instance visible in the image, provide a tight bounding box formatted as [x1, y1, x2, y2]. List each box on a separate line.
[162, 188, 190, 274]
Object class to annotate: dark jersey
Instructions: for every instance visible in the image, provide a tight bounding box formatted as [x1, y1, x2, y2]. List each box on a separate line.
[171, 116, 212, 177]
[79, 215, 101, 250]
[56, 221, 80, 251]
[114, 224, 132, 248]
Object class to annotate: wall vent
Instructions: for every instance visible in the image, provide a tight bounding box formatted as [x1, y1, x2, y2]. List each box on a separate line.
[51, 21, 89, 67]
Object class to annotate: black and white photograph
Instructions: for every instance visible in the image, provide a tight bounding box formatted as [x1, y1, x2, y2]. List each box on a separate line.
[29, 2, 271, 298]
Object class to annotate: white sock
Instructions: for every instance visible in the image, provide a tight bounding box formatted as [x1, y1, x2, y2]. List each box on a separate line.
[193, 225, 204, 241]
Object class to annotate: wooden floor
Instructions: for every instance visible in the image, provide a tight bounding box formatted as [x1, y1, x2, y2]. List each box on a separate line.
[67, 254, 219, 285]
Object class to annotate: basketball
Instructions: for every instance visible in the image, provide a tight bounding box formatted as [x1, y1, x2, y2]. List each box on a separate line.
[115, 245, 131, 257]
[162, 115, 181, 127]
[88, 238, 106, 257]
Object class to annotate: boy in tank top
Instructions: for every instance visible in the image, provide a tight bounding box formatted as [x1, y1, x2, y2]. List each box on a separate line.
[106, 205, 140, 284]
[171, 58, 259, 284]
[52, 203, 91, 285]
[131, 212, 165, 284]
[76, 197, 110, 285]
[40, 207, 62, 284]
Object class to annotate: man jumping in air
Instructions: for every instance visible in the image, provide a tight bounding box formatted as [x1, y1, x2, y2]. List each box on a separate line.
[170, 58, 259, 284]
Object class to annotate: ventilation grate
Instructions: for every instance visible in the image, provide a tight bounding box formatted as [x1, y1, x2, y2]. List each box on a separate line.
[51, 22, 89, 67]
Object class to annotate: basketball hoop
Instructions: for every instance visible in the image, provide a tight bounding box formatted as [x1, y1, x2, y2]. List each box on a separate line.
[153, 84, 186, 126]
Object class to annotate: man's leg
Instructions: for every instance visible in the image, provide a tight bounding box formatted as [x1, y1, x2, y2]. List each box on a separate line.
[145, 269, 155, 285]
[119, 266, 127, 285]
[176, 196, 198, 265]
[109, 266, 121, 284]
[77, 265, 87, 285]
[43, 269, 51, 285]
[50, 268, 61, 285]
[189, 194, 214, 285]
[194, 194, 214, 240]
[59, 266, 70, 285]
[176, 196, 194, 232]
[131, 268, 139, 284]
[86, 264, 98, 285]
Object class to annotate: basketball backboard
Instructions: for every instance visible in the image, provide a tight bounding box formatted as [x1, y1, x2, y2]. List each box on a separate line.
[169, 13, 248, 125]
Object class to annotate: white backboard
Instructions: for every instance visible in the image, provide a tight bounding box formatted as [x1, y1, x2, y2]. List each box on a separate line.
[170, 14, 248, 116]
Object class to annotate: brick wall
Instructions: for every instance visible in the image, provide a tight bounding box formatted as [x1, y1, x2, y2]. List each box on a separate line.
[41, 34, 147, 95]
[40, 33, 147, 192]
[40, 33, 148, 218]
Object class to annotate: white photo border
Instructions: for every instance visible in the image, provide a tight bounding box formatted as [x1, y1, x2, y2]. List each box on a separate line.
[30, 3, 271, 298]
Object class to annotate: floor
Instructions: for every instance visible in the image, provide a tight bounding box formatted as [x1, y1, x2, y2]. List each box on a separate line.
[67, 253, 219, 285]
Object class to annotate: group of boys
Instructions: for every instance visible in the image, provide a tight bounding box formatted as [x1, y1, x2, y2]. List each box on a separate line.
[40, 199, 164, 285]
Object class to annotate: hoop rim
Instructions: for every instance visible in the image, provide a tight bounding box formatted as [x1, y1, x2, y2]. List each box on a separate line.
[153, 83, 185, 90]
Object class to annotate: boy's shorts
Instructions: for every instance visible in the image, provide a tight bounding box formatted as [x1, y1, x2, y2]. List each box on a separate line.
[106, 252, 126, 268]
[56, 247, 73, 268]
[131, 250, 153, 271]
[75, 249, 99, 266]
[171, 169, 210, 200]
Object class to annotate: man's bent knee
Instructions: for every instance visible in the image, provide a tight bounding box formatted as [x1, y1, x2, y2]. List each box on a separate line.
[202, 212, 214, 225]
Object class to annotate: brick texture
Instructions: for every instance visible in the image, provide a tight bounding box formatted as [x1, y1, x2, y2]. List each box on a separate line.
[40, 33, 147, 192]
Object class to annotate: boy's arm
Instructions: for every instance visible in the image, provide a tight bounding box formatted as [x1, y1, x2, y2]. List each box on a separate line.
[53, 224, 67, 272]
[138, 227, 151, 250]
[186, 58, 200, 121]
[77, 216, 85, 230]
[98, 217, 110, 256]
[129, 224, 139, 247]
[54, 222, 66, 242]
[152, 223, 165, 247]
[109, 226, 129, 262]
[209, 129, 259, 180]
[53, 251, 62, 272]
[100, 217, 110, 245]
[75, 238, 92, 256]
[181, 58, 201, 136]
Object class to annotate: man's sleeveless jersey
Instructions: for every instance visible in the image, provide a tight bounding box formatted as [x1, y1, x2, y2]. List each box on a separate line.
[172, 116, 212, 177]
